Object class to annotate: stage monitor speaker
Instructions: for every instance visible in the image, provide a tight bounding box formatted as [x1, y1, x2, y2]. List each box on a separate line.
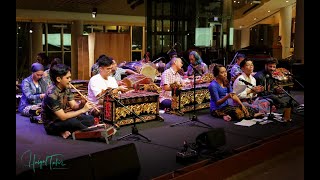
[196, 128, 226, 150]
[16, 143, 141, 180]
[90, 142, 141, 180]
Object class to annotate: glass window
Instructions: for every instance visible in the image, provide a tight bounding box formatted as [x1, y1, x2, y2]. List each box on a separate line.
[163, 20, 170, 33]
[106, 25, 117, 32]
[64, 52, 71, 68]
[47, 24, 63, 51]
[48, 52, 62, 63]
[163, 2, 171, 16]
[132, 52, 142, 61]
[152, 20, 155, 32]
[132, 26, 142, 50]
[156, 20, 162, 32]
[83, 25, 93, 35]
[162, 35, 171, 54]
[119, 26, 130, 33]
[63, 24, 71, 51]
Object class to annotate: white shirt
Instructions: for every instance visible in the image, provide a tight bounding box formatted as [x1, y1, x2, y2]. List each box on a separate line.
[87, 74, 119, 105]
[233, 73, 257, 99]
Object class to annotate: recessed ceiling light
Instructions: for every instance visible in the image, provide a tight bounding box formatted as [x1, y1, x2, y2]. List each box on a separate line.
[268, 10, 271, 13]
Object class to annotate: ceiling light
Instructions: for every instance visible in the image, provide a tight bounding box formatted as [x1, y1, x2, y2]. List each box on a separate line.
[92, 8, 97, 18]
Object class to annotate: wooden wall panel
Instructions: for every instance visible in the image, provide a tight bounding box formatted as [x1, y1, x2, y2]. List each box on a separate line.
[92, 32, 131, 64]
[77, 36, 90, 80]
[78, 32, 131, 80]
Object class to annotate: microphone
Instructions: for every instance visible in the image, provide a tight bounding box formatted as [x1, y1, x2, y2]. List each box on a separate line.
[239, 78, 254, 86]
[152, 57, 164, 63]
[265, 74, 270, 79]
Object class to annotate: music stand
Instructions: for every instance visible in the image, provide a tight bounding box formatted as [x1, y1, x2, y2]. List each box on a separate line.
[170, 66, 213, 128]
[102, 90, 151, 142]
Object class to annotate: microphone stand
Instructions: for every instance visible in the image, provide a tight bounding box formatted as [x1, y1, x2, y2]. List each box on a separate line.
[103, 91, 151, 142]
[287, 74, 304, 89]
[170, 64, 213, 128]
[273, 82, 301, 108]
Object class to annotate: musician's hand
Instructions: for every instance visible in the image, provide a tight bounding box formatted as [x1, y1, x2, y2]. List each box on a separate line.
[79, 95, 87, 105]
[83, 101, 94, 112]
[118, 80, 126, 86]
[118, 85, 128, 92]
[252, 85, 264, 93]
[229, 92, 235, 98]
[40, 93, 46, 99]
[241, 105, 250, 117]
[257, 85, 264, 92]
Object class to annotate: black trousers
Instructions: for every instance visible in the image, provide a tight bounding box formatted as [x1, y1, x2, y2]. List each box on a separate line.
[44, 114, 94, 136]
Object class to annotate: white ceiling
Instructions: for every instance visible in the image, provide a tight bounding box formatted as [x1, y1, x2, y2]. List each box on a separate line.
[233, 0, 296, 30]
[16, 0, 296, 29]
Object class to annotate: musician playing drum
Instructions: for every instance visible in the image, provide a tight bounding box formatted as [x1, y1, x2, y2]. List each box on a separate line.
[87, 55, 128, 116]
[111, 59, 137, 82]
[159, 57, 185, 111]
[41, 61, 95, 139]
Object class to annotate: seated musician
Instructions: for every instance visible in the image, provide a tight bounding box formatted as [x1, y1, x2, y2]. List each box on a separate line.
[42, 57, 63, 87]
[87, 55, 128, 116]
[91, 54, 107, 77]
[139, 52, 151, 64]
[41, 61, 95, 139]
[208, 64, 263, 122]
[233, 59, 271, 114]
[18, 63, 49, 119]
[164, 51, 185, 76]
[186, 51, 208, 78]
[111, 59, 138, 82]
[230, 53, 245, 88]
[159, 57, 185, 111]
[253, 59, 288, 108]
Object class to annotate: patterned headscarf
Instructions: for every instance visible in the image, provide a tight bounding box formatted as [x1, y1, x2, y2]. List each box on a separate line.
[31, 63, 44, 72]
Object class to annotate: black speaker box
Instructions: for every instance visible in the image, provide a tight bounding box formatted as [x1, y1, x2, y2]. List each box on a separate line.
[91, 143, 141, 180]
[196, 128, 226, 150]
[17, 143, 141, 180]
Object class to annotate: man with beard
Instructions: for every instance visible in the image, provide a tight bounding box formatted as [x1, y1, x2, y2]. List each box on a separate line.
[254, 59, 288, 108]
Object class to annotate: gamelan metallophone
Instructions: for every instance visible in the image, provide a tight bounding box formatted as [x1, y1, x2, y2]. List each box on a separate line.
[171, 83, 211, 113]
[103, 91, 160, 126]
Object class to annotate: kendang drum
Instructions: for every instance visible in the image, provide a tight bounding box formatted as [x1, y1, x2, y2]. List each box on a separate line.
[122, 74, 153, 89]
